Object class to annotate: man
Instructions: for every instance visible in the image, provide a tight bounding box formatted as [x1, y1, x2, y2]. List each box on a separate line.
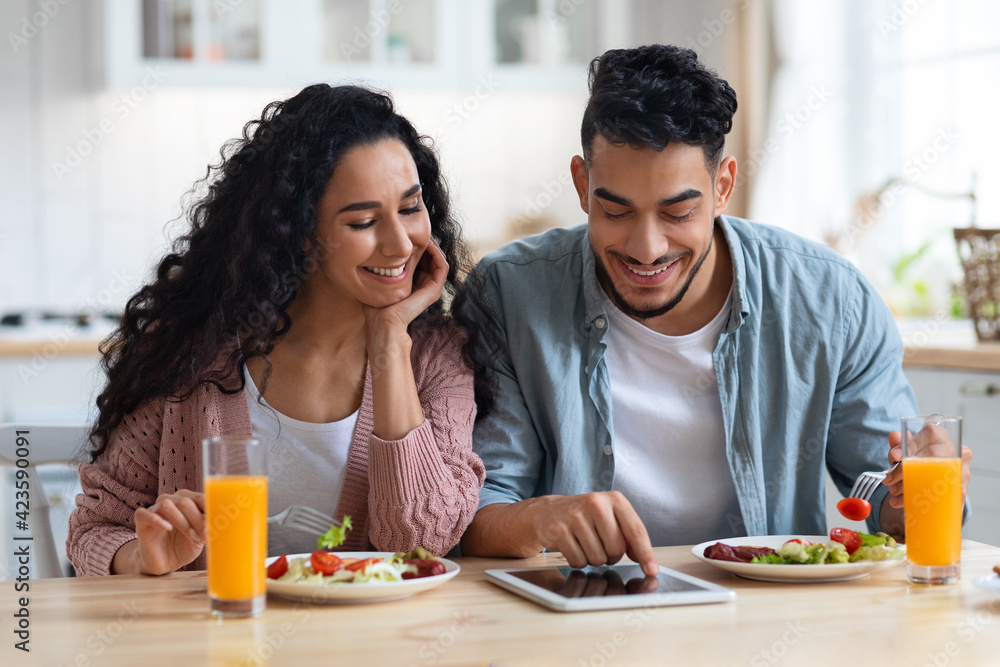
[457, 45, 971, 575]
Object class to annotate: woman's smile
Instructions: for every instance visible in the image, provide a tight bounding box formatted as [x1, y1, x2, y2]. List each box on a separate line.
[360, 258, 411, 283]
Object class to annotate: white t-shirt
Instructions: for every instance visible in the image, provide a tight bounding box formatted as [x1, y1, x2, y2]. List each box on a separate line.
[602, 289, 745, 546]
[244, 372, 358, 556]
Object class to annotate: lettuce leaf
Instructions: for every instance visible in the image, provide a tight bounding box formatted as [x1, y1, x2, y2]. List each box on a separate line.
[773, 540, 849, 564]
[849, 545, 905, 562]
[859, 531, 897, 548]
[317, 516, 353, 550]
[751, 553, 783, 564]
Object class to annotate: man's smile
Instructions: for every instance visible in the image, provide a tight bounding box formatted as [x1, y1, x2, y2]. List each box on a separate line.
[613, 254, 682, 287]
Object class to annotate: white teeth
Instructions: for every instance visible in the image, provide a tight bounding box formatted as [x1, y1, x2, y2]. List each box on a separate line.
[626, 264, 669, 277]
[365, 266, 404, 277]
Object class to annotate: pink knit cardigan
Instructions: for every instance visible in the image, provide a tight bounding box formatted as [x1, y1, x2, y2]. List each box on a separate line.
[67, 324, 485, 576]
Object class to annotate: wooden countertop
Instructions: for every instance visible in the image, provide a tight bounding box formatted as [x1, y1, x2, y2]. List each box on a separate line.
[0, 325, 109, 358]
[2, 319, 999, 372]
[900, 320, 1000, 372]
[4, 542, 1000, 665]
[0, 338, 103, 357]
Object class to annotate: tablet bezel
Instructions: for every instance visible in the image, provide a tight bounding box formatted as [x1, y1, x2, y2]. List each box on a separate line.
[484, 563, 736, 612]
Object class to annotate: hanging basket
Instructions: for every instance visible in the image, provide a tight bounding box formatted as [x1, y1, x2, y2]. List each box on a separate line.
[954, 227, 1000, 342]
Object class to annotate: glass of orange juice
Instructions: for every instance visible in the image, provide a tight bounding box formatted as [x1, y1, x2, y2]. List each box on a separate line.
[901, 415, 962, 585]
[203, 436, 268, 618]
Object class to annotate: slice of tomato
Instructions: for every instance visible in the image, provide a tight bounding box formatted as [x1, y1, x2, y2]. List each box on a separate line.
[310, 551, 343, 576]
[837, 497, 872, 521]
[344, 557, 381, 573]
[786, 538, 813, 546]
[266, 555, 288, 580]
[830, 527, 862, 554]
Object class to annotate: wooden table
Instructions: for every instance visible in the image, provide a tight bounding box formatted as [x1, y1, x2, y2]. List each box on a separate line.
[4, 542, 1000, 666]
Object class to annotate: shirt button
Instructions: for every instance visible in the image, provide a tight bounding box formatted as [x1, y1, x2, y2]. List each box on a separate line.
[603, 445, 612, 456]
[595, 317, 606, 329]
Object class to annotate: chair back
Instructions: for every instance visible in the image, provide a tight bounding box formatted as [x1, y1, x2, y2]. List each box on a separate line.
[0, 424, 90, 579]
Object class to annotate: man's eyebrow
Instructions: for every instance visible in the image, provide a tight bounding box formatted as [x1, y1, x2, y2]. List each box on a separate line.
[657, 189, 702, 207]
[594, 188, 632, 207]
[337, 183, 422, 214]
[593, 187, 703, 208]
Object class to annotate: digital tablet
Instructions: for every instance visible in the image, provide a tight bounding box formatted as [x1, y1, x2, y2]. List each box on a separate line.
[484, 563, 736, 612]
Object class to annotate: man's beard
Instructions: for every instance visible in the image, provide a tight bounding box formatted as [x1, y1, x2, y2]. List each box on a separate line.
[594, 229, 714, 321]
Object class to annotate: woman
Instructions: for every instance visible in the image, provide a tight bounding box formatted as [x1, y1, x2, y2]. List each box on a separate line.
[67, 84, 485, 576]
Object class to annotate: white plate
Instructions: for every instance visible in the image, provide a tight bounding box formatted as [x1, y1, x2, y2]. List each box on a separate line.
[691, 535, 905, 583]
[265, 552, 460, 604]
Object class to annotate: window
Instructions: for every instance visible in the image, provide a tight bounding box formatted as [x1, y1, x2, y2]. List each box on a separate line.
[861, 0, 997, 316]
[750, 0, 997, 317]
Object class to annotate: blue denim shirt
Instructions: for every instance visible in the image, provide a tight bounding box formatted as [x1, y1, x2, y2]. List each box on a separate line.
[467, 216, 918, 538]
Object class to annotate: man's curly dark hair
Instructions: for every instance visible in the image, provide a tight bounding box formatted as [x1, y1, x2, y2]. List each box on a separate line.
[581, 44, 738, 169]
[456, 45, 739, 420]
[88, 84, 470, 462]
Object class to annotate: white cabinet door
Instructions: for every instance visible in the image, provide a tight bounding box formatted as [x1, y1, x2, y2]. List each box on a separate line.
[0, 353, 101, 577]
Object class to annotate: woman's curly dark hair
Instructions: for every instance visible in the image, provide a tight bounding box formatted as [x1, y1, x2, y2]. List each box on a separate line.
[88, 84, 471, 461]
[581, 44, 738, 168]
[452, 263, 503, 421]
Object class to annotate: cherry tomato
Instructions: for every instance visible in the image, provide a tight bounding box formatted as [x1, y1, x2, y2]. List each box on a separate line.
[310, 551, 343, 576]
[345, 557, 381, 573]
[830, 527, 862, 554]
[266, 555, 288, 580]
[837, 497, 872, 521]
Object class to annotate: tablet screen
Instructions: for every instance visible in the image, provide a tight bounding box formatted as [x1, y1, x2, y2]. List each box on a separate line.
[509, 564, 704, 598]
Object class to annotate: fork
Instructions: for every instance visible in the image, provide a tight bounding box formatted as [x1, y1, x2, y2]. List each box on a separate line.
[847, 462, 900, 502]
[267, 504, 340, 536]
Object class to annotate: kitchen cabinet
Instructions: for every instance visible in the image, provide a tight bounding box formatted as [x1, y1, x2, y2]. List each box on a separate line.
[104, 0, 462, 89]
[904, 366, 1000, 546]
[0, 337, 102, 424]
[100, 0, 634, 90]
[0, 334, 101, 578]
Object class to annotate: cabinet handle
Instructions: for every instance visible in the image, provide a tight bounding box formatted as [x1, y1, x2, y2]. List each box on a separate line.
[959, 382, 1000, 397]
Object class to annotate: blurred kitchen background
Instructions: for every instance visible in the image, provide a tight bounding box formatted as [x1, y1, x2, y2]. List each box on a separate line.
[2, 0, 1000, 575]
[3, 0, 997, 319]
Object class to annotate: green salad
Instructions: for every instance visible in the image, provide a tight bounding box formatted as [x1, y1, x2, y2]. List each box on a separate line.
[751, 530, 904, 565]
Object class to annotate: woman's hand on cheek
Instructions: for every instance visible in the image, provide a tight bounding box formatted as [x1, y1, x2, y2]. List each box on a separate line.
[362, 239, 449, 336]
[362, 239, 445, 440]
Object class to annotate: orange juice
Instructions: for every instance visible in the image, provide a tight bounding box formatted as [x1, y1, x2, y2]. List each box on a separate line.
[902, 458, 962, 567]
[205, 475, 268, 600]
